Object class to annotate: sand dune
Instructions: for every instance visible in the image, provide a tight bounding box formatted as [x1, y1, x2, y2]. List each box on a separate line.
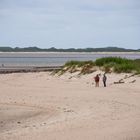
[0, 72, 140, 140]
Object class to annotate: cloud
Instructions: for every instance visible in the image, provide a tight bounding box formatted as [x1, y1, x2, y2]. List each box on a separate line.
[0, 0, 140, 49]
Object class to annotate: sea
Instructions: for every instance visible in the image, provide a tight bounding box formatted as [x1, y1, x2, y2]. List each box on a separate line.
[0, 52, 140, 67]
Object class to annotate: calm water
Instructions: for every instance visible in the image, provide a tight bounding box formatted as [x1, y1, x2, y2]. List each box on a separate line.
[0, 52, 140, 67]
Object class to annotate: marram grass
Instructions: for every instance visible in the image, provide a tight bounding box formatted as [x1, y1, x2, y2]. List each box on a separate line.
[59, 57, 140, 74]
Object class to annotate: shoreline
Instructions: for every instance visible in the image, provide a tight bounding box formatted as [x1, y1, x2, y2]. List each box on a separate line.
[0, 66, 62, 74]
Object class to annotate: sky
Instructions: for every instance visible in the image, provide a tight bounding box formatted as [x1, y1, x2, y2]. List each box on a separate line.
[0, 0, 140, 49]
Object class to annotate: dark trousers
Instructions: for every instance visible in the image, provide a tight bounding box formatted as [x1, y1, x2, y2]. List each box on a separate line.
[103, 81, 106, 87]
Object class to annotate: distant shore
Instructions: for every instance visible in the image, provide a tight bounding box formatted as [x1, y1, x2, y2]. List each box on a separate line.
[0, 51, 140, 54]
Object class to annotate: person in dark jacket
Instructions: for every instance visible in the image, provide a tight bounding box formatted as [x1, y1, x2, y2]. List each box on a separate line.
[103, 73, 107, 87]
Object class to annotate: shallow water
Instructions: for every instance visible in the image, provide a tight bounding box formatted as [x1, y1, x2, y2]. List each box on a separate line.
[0, 52, 140, 67]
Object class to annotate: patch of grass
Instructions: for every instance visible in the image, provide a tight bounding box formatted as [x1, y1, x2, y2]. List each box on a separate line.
[103, 63, 113, 73]
[95, 57, 133, 66]
[133, 59, 140, 67]
[114, 63, 136, 73]
[95, 57, 140, 73]
[64, 60, 95, 68]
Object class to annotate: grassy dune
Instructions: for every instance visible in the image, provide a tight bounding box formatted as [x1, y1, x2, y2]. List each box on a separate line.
[58, 57, 140, 74]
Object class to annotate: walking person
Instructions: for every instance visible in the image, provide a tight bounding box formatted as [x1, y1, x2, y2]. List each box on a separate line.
[94, 74, 100, 87]
[103, 73, 107, 87]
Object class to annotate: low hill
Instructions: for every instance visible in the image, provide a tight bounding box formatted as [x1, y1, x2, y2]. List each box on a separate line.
[0, 46, 139, 52]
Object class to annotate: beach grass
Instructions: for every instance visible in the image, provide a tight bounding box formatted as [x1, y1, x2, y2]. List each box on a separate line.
[95, 57, 140, 73]
[59, 57, 140, 74]
[64, 60, 95, 67]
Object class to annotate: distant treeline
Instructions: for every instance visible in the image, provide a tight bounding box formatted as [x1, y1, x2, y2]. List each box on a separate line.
[0, 46, 140, 52]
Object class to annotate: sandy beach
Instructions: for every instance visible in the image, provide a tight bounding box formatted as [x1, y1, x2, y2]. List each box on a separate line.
[0, 71, 140, 140]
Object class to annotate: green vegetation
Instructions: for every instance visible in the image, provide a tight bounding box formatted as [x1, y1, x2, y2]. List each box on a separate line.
[95, 57, 132, 66]
[57, 57, 140, 75]
[95, 57, 140, 73]
[64, 60, 95, 67]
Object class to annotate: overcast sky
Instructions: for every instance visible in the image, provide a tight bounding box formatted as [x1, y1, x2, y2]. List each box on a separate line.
[0, 0, 140, 49]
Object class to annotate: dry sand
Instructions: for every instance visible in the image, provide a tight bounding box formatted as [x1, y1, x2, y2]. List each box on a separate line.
[0, 71, 140, 140]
